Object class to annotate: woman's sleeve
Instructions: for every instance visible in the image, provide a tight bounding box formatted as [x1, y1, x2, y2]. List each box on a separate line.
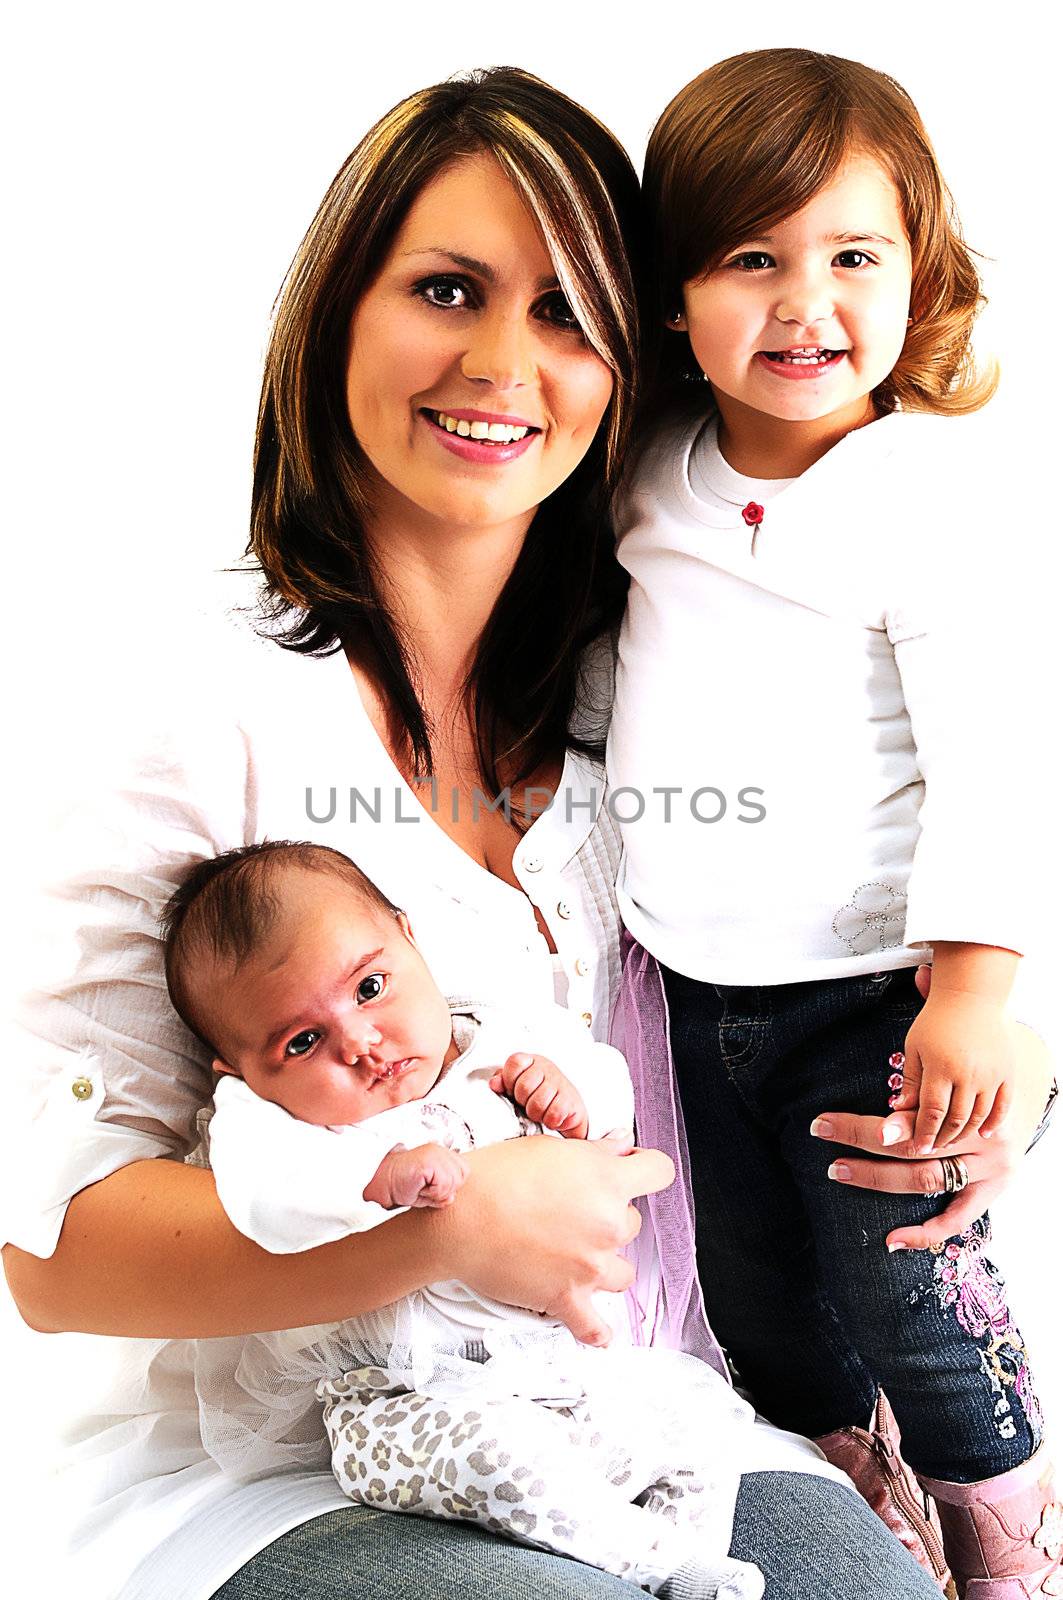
[4, 699, 253, 1258]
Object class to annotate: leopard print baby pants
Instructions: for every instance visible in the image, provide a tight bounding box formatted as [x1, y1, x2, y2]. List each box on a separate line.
[318, 1349, 757, 1595]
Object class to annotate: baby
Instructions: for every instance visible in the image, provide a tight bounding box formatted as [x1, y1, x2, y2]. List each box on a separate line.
[163, 840, 765, 1600]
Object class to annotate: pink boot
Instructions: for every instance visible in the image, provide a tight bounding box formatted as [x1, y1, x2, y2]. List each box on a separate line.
[816, 1390, 952, 1593]
[919, 1447, 1063, 1597]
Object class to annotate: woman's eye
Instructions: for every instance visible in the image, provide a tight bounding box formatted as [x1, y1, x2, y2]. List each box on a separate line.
[539, 290, 581, 332]
[416, 276, 473, 310]
[836, 249, 874, 269]
[731, 252, 773, 272]
[356, 973, 386, 1004]
[284, 1030, 321, 1058]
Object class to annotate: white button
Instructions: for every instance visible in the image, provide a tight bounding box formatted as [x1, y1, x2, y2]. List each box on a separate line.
[71, 1076, 93, 1102]
[523, 855, 543, 873]
[557, 901, 572, 920]
[574, 957, 589, 976]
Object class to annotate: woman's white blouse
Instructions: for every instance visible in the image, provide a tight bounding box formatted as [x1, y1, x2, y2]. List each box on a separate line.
[4, 612, 624, 1600]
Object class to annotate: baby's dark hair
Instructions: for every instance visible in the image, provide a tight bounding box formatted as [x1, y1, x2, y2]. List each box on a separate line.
[160, 840, 400, 1050]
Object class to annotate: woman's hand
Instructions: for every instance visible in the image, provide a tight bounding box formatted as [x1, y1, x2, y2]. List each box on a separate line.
[812, 998, 1053, 1250]
[430, 1135, 674, 1347]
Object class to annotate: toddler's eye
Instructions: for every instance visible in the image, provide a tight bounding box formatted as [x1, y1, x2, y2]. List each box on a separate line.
[285, 1029, 321, 1058]
[836, 250, 874, 269]
[730, 252, 773, 272]
[356, 973, 386, 1004]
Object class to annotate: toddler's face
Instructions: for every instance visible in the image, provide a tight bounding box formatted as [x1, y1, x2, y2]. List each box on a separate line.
[203, 870, 455, 1126]
[679, 154, 912, 446]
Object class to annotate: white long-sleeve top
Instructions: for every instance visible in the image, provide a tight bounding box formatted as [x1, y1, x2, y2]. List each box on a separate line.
[609, 410, 1037, 985]
[209, 1003, 635, 1253]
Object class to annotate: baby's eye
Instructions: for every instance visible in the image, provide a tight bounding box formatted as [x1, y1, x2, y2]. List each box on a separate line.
[730, 252, 773, 272]
[416, 276, 474, 310]
[285, 1029, 321, 1058]
[356, 972, 387, 1004]
[835, 249, 874, 269]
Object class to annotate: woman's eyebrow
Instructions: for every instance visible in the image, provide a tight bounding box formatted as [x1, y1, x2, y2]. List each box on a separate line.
[402, 248, 558, 289]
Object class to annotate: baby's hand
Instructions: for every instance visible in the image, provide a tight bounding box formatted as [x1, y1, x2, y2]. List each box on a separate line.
[362, 1143, 469, 1210]
[489, 1053, 589, 1139]
[895, 995, 1015, 1154]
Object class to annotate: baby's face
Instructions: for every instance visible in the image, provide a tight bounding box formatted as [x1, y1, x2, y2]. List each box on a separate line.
[203, 870, 455, 1126]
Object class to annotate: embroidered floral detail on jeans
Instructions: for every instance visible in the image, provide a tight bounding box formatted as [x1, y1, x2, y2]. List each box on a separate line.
[919, 1218, 1043, 1444]
[832, 882, 907, 956]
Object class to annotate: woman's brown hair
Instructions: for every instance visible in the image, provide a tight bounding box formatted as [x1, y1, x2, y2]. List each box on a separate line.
[250, 67, 644, 799]
[642, 48, 995, 420]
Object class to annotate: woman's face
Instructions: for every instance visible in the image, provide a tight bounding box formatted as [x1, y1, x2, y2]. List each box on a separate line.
[345, 151, 614, 540]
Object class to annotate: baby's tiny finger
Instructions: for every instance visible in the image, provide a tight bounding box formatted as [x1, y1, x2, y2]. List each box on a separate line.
[525, 1084, 558, 1123]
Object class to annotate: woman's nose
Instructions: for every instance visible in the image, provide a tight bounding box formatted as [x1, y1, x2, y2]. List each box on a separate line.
[460, 309, 534, 389]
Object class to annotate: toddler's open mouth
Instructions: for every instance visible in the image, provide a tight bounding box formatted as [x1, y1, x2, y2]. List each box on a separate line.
[761, 347, 845, 365]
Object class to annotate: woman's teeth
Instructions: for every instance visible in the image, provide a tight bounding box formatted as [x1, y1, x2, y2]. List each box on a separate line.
[434, 411, 531, 442]
[763, 348, 840, 365]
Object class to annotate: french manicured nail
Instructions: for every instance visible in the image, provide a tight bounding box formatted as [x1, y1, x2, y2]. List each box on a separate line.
[887, 1242, 908, 1253]
[827, 1161, 852, 1182]
[980, 1128, 995, 1139]
[880, 1123, 905, 1145]
[810, 1118, 834, 1139]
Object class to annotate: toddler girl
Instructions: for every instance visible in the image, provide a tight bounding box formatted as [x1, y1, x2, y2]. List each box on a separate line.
[165, 839, 800, 1600]
[609, 48, 1057, 1600]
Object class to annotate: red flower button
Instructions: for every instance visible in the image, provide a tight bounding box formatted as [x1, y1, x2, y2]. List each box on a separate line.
[742, 501, 764, 527]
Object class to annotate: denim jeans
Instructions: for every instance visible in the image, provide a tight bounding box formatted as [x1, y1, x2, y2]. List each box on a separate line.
[661, 965, 1043, 1483]
[211, 1471, 942, 1599]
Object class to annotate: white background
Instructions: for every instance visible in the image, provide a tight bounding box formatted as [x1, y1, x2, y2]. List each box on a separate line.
[3, 0, 1059, 1571]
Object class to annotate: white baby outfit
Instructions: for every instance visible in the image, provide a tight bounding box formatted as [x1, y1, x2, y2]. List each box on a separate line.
[199, 998, 764, 1598]
[609, 410, 1036, 985]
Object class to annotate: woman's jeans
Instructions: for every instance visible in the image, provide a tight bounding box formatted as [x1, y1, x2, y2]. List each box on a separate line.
[212, 1472, 943, 1599]
[661, 964, 1043, 1483]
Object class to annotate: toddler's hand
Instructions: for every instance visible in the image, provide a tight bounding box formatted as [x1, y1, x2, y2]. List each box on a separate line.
[362, 1143, 469, 1210]
[895, 995, 1014, 1154]
[489, 1053, 589, 1139]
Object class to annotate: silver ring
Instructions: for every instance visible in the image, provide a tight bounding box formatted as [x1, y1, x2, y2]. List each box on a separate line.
[938, 1155, 971, 1195]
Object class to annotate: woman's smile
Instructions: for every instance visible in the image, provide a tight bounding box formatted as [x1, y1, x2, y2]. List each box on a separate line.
[420, 406, 541, 464]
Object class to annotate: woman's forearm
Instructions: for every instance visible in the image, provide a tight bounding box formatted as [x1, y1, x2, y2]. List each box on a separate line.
[2, 1159, 444, 1337]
